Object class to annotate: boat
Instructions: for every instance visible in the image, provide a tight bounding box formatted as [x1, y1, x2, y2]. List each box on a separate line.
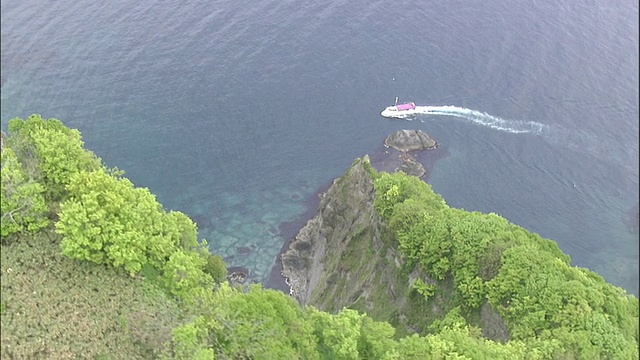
[380, 97, 419, 118]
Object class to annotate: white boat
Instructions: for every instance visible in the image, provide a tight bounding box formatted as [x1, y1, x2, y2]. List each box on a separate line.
[380, 97, 419, 118]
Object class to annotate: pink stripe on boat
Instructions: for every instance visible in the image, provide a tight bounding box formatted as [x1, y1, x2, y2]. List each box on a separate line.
[396, 102, 416, 110]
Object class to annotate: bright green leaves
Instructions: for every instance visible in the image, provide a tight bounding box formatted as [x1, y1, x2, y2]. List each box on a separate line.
[583, 312, 630, 358]
[484, 243, 639, 356]
[412, 278, 437, 300]
[56, 169, 210, 281]
[1, 147, 49, 238]
[57, 170, 152, 275]
[373, 170, 639, 358]
[191, 283, 320, 359]
[311, 308, 366, 360]
[202, 251, 228, 284]
[1, 114, 103, 239]
[162, 250, 211, 300]
[4, 115, 226, 302]
[169, 316, 215, 360]
[374, 171, 446, 220]
[357, 317, 397, 359]
[307, 307, 399, 359]
[7, 115, 102, 202]
[55, 197, 106, 264]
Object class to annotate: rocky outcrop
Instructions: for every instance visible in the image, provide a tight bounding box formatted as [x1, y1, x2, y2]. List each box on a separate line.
[281, 156, 383, 305]
[227, 266, 250, 286]
[279, 133, 437, 307]
[279, 130, 484, 337]
[384, 130, 437, 152]
[279, 148, 508, 339]
[279, 155, 460, 336]
[398, 153, 426, 178]
[380, 130, 438, 179]
[480, 301, 511, 342]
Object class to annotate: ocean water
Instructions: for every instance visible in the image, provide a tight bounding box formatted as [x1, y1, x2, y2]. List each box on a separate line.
[2, 0, 638, 294]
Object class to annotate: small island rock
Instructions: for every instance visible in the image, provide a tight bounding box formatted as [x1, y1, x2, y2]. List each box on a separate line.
[384, 129, 437, 152]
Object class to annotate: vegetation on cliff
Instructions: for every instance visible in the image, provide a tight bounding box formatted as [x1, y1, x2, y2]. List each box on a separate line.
[1, 115, 638, 359]
[374, 170, 639, 358]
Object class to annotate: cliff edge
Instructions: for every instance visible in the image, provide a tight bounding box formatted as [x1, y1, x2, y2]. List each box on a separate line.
[280, 152, 511, 339]
[281, 155, 383, 305]
[280, 155, 451, 335]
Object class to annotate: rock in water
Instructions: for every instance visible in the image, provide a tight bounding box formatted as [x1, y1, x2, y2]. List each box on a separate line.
[384, 129, 437, 152]
[398, 153, 426, 178]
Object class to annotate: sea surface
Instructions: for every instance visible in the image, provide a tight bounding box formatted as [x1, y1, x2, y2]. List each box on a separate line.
[2, 0, 638, 295]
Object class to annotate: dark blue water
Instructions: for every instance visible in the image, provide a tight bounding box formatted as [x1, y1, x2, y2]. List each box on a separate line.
[2, 0, 637, 294]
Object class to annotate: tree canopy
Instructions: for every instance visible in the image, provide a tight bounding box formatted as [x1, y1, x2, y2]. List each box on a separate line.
[1, 117, 637, 359]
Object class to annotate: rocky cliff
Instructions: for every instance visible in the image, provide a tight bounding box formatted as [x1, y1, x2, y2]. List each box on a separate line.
[281, 155, 383, 305]
[280, 155, 455, 335]
[280, 151, 512, 339]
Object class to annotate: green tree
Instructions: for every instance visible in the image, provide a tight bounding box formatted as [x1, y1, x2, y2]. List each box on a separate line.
[162, 249, 212, 300]
[357, 317, 397, 359]
[7, 115, 102, 202]
[1, 147, 49, 238]
[412, 278, 437, 300]
[201, 248, 228, 284]
[199, 283, 319, 359]
[311, 307, 366, 360]
[56, 170, 184, 276]
[168, 316, 215, 360]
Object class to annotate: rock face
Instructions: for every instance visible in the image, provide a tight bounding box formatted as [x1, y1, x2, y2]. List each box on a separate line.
[279, 135, 443, 306]
[280, 155, 383, 305]
[280, 154, 510, 339]
[480, 301, 511, 342]
[279, 155, 448, 336]
[227, 266, 250, 286]
[384, 129, 437, 152]
[398, 153, 426, 178]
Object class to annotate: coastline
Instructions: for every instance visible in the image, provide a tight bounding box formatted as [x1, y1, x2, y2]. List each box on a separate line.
[264, 140, 449, 293]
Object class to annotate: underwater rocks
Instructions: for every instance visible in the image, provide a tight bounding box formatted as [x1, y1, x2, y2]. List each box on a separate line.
[227, 266, 250, 286]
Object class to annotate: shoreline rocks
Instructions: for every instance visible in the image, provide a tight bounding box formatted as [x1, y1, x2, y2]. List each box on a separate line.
[382, 129, 439, 178]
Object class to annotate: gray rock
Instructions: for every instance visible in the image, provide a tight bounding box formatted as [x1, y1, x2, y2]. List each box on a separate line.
[280, 155, 382, 304]
[384, 129, 437, 152]
[398, 153, 426, 178]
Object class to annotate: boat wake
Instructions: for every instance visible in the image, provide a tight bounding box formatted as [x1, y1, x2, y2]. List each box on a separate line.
[381, 103, 637, 174]
[387, 104, 636, 175]
[410, 105, 548, 134]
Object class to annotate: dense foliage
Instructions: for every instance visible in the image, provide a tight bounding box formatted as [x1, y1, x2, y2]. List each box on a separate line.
[1, 147, 49, 237]
[7, 114, 103, 203]
[1, 116, 637, 359]
[373, 171, 639, 358]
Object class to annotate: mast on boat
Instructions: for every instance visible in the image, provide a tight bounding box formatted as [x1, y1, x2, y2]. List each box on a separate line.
[394, 97, 399, 106]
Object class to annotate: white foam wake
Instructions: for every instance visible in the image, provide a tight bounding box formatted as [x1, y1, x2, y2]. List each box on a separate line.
[412, 105, 548, 134]
[410, 105, 633, 170]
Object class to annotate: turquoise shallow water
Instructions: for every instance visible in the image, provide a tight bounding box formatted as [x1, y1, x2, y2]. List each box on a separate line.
[2, 0, 638, 294]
